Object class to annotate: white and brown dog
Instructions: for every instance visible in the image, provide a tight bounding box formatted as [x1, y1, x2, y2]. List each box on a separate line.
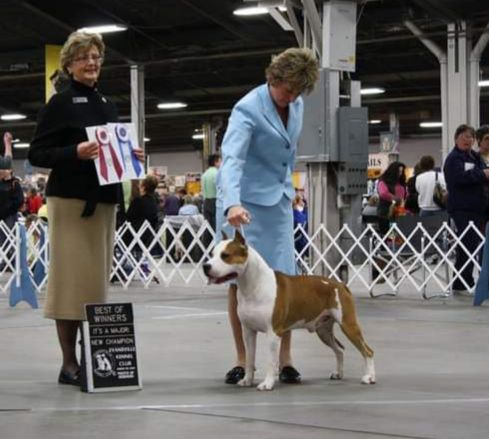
[203, 231, 375, 391]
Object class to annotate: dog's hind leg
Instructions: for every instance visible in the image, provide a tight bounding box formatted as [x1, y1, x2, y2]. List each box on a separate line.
[238, 325, 256, 387]
[257, 331, 280, 391]
[339, 319, 375, 384]
[316, 316, 344, 380]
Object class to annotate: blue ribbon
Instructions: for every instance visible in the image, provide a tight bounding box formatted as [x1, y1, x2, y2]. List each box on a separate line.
[115, 124, 142, 177]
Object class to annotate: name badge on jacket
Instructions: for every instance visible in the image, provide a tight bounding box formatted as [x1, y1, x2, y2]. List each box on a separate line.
[72, 97, 88, 104]
[464, 162, 475, 171]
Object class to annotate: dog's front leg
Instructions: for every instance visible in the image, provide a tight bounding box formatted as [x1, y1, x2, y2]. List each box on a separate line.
[257, 331, 280, 391]
[238, 325, 256, 387]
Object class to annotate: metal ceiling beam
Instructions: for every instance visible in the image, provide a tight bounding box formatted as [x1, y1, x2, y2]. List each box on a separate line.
[410, 0, 461, 24]
[19, 0, 136, 64]
[82, 0, 173, 52]
[179, 0, 258, 41]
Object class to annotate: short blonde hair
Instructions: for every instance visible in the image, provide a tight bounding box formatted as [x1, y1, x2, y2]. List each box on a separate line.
[60, 32, 105, 74]
[265, 47, 319, 95]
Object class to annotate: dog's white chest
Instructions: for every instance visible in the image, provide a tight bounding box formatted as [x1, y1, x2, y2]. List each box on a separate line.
[237, 298, 274, 333]
[237, 272, 277, 333]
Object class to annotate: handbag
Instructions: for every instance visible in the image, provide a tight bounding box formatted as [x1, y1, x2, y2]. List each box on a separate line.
[433, 172, 448, 209]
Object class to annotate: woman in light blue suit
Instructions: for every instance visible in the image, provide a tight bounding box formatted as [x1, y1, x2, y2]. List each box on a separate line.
[218, 48, 319, 384]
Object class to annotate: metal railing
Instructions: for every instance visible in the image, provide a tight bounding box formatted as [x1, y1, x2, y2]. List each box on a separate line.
[0, 215, 484, 300]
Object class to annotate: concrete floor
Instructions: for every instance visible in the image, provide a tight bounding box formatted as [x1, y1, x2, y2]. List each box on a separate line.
[1, 282, 489, 439]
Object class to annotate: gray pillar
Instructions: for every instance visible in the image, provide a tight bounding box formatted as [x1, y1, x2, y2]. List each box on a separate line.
[446, 22, 469, 152]
[130, 65, 145, 154]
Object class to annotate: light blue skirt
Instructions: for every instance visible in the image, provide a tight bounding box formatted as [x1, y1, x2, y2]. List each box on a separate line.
[216, 195, 296, 275]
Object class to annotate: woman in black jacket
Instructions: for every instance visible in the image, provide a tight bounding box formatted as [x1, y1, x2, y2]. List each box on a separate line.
[28, 31, 143, 385]
[443, 124, 489, 294]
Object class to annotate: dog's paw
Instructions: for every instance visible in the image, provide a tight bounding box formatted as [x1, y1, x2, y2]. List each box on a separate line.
[329, 372, 343, 380]
[237, 376, 253, 387]
[257, 379, 275, 391]
[361, 374, 376, 384]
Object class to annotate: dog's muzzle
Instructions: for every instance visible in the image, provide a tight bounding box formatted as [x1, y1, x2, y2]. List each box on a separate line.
[202, 262, 238, 284]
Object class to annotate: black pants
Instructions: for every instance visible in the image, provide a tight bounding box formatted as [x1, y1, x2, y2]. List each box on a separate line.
[203, 198, 216, 231]
[450, 211, 484, 290]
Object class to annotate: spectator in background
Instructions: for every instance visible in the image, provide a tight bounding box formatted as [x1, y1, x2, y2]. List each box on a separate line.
[163, 188, 185, 216]
[443, 124, 489, 295]
[201, 154, 221, 231]
[404, 163, 420, 215]
[476, 124, 489, 166]
[0, 132, 13, 170]
[376, 161, 407, 235]
[0, 169, 24, 271]
[415, 155, 446, 217]
[178, 194, 200, 216]
[126, 175, 159, 238]
[125, 175, 159, 258]
[26, 187, 43, 214]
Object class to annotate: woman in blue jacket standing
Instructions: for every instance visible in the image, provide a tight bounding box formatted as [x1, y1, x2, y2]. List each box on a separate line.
[218, 48, 319, 384]
[443, 124, 489, 294]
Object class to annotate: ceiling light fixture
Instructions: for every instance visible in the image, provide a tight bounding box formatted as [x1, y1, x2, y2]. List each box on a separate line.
[157, 102, 187, 110]
[369, 120, 382, 125]
[479, 79, 489, 87]
[192, 134, 205, 140]
[13, 142, 30, 148]
[1, 113, 27, 121]
[144, 137, 150, 142]
[419, 122, 442, 128]
[77, 24, 128, 34]
[233, 6, 269, 16]
[360, 88, 385, 95]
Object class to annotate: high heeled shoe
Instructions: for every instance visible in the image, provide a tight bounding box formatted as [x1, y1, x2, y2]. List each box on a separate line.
[58, 369, 80, 386]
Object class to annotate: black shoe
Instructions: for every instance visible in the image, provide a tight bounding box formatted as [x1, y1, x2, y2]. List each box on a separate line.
[279, 366, 302, 384]
[58, 369, 80, 386]
[224, 366, 245, 384]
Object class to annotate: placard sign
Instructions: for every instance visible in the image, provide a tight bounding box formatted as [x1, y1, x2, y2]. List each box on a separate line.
[81, 303, 142, 393]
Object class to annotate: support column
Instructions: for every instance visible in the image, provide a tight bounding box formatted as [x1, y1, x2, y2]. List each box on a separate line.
[405, 20, 489, 157]
[446, 22, 469, 152]
[130, 65, 145, 153]
[130, 65, 145, 198]
[468, 21, 489, 129]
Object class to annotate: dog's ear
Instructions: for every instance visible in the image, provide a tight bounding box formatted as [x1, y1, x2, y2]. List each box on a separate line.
[234, 230, 246, 245]
[221, 231, 228, 240]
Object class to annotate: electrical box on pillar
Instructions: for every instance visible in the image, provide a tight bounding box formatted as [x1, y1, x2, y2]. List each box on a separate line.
[337, 107, 368, 196]
[323, 0, 357, 72]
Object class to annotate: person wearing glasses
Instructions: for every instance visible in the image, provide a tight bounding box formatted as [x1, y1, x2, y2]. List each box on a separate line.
[28, 32, 144, 386]
[443, 124, 489, 295]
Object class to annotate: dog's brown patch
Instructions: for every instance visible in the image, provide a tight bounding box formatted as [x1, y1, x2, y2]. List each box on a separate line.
[271, 273, 353, 336]
[222, 240, 248, 265]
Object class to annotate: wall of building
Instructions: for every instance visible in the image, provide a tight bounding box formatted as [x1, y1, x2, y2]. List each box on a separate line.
[148, 150, 204, 174]
[369, 136, 444, 168]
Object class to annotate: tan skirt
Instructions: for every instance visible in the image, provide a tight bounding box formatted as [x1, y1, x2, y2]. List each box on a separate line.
[44, 197, 116, 320]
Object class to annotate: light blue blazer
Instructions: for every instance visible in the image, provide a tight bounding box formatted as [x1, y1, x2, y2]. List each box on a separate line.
[219, 83, 303, 213]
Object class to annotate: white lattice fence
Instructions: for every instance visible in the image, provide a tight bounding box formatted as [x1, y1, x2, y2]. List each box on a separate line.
[0, 217, 485, 299]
